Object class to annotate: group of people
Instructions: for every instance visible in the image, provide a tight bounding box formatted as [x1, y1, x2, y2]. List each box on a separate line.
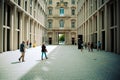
[19, 41, 48, 62]
[26, 40, 36, 48]
[78, 38, 102, 52]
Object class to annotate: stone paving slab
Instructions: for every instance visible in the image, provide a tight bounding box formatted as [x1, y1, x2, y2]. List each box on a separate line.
[0, 45, 120, 80]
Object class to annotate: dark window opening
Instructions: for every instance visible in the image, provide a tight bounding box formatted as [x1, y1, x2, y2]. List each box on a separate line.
[7, 5, 11, 27]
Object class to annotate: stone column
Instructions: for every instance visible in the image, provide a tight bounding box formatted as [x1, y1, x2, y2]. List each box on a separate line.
[10, 5, 15, 51]
[0, 0, 4, 52]
[104, 5, 108, 51]
[117, 0, 120, 54]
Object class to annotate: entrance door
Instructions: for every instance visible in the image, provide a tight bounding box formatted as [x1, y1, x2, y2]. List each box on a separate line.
[49, 37, 52, 44]
[72, 38, 75, 45]
[78, 35, 83, 49]
[111, 29, 114, 52]
[102, 31, 105, 50]
[58, 33, 65, 45]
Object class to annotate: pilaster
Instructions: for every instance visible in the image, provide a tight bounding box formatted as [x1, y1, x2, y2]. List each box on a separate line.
[0, 0, 4, 52]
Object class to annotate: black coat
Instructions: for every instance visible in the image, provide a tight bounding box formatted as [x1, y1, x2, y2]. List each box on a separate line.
[41, 44, 47, 52]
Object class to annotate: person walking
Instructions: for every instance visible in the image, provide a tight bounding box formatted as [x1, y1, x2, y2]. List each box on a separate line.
[19, 41, 25, 62]
[90, 42, 94, 52]
[78, 38, 83, 52]
[26, 40, 29, 48]
[41, 43, 48, 60]
[88, 42, 91, 52]
[97, 41, 102, 51]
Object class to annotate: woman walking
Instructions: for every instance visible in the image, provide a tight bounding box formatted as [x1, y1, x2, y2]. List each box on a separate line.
[41, 43, 48, 60]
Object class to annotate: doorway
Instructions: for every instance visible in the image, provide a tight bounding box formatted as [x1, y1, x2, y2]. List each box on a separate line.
[102, 31, 105, 50]
[72, 38, 75, 45]
[111, 29, 114, 52]
[58, 33, 65, 45]
[49, 37, 52, 44]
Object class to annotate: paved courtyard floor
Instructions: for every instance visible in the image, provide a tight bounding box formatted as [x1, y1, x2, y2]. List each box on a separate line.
[0, 45, 120, 80]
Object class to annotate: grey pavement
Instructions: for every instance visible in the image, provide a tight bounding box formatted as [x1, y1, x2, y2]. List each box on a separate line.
[0, 45, 120, 80]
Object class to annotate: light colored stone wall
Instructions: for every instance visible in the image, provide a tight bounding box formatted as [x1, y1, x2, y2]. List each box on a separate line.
[77, 0, 120, 54]
[0, 0, 47, 52]
[47, 0, 77, 45]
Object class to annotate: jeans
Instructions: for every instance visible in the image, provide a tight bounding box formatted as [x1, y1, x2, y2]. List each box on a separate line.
[41, 52, 48, 59]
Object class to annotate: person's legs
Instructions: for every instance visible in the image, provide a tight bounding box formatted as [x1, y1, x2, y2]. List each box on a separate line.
[44, 52, 48, 59]
[41, 52, 44, 60]
[19, 52, 24, 62]
[21, 52, 25, 62]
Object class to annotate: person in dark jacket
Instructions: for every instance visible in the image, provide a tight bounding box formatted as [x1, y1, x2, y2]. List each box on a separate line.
[41, 43, 48, 60]
[19, 41, 25, 62]
[78, 38, 83, 52]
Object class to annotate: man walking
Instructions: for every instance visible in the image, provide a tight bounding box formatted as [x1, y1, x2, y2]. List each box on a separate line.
[19, 41, 25, 62]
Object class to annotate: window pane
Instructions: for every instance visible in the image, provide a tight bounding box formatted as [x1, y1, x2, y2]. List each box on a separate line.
[48, 21, 52, 28]
[49, 9, 52, 15]
[60, 20, 64, 27]
[71, 22, 75, 28]
[60, 8, 64, 16]
[72, 9, 75, 15]
[71, 0, 75, 4]
[49, 0, 52, 4]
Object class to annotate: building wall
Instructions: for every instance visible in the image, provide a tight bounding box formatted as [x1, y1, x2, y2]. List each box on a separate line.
[77, 0, 120, 54]
[0, 0, 47, 52]
[47, 0, 77, 45]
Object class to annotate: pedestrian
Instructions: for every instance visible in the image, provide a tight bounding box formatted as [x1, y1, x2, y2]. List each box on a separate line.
[26, 40, 29, 48]
[41, 43, 48, 60]
[19, 41, 25, 62]
[88, 42, 90, 52]
[90, 42, 94, 52]
[78, 38, 83, 52]
[29, 42, 32, 48]
[97, 41, 102, 51]
[84, 42, 87, 49]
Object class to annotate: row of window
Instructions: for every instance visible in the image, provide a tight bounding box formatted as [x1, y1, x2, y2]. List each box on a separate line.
[48, 8, 76, 16]
[49, 0, 76, 5]
[48, 20, 76, 28]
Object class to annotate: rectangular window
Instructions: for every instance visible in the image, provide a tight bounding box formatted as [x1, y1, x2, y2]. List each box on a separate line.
[18, 0, 21, 6]
[18, 12, 20, 29]
[49, 9, 52, 15]
[48, 22, 52, 28]
[49, 0, 52, 4]
[110, 4, 114, 26]
[102, 11, 104, 29]
[7, 5, 11, 27]
[30, 0, 32, 5]
[60, 20, 64, 28]
[25, 1, 27, 11]
[71, 22, 75, 28]
[60, 8, 64, 16]
[30, 7, 32, 15]
[72, 9, 75, 15]
[71, 0, 75, 4]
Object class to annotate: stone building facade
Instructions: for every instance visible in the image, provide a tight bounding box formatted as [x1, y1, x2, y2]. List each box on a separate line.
[0, 0, 47, 52]
[77, 0, 120, 54]
[47, 0, 77, 45]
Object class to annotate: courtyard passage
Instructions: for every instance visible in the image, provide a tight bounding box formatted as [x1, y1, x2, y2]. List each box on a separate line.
[0, 45, 120, 80]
